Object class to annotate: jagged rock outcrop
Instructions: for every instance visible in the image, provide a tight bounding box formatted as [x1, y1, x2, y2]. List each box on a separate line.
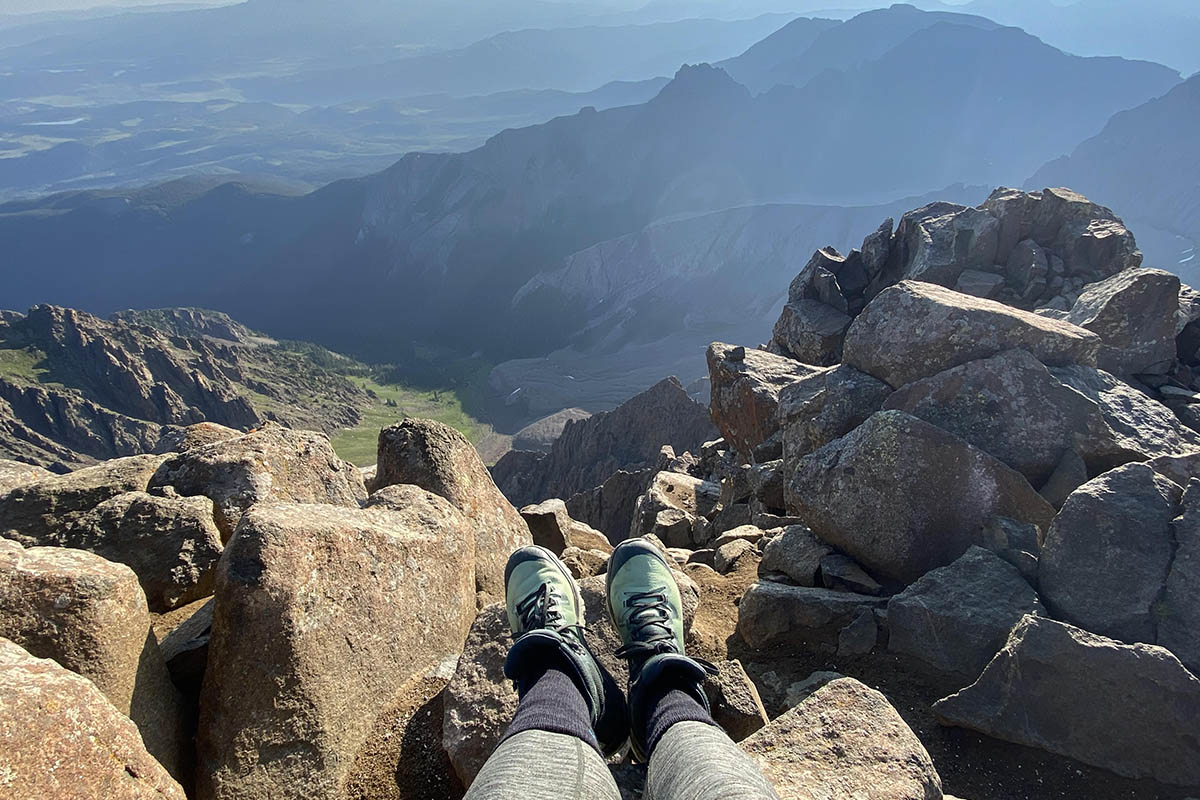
[17, 304, 261, 431]
[742, 677, 943, 800]
[564, 468, 653, 544]
[630, 470, 720, 548]
[490, 377, 715, 511]
[708, 343, 824, 461]
[374, 419, 530, 603]
[0, 382, 165, 468]
[149, 423, 366, 540]
[763, 188, 1144, 352]
[0, 638, 187, 800]
[887, 546, 1044, 677]
[511, 408, 592, 453]
[0, 304, 372, 468]
[0, 541, 187, 778]
[934, 615, 1200, 786]
[197, 501, 475, 800]
[786, 410, 1055, 585]
[519, 499, 612, 555]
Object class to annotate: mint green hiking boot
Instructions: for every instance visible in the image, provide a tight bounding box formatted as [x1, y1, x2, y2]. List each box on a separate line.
[606, 539, 717, 761]
[503, 545, 628, 755]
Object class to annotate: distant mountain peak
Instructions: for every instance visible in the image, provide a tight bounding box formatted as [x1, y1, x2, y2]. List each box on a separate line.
[652, 63, 750, 107]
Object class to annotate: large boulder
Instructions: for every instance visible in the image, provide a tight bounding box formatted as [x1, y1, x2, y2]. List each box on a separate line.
[737, 581, 886, 650]
[705, 659, 769, 741]
[0, 638, 187, 800]
[779, 365, 891, 464]
[742, 677, 942, 800]
[1050, 364, 1200, 459]
[1039, 463, 1182, 645]
[0, 453, 167, 540]
[0, 540, 186, 778]
[519, 498, 612, 555]
[707, 342, 825, 460]
[934, 615, 1200, 786]
[884, 349, 1135, 486]
[374, 418, 531, 603]
[149, 423, 366, 539]
[758, 525, 833, 587]
[1033, 188, 1142, 278]
[196, 501, 476, 800]
[902, 206, 999, 287]
[441, 605, 516, 790]
[1160, 479, 1200, 674]
[786, 411, 1055, 585]
[887, 546, 1044, 677]
[1067, 268, 1180, 376]
[771, 299, 851, 366]
[153, 422, 242, 455]
[843, 281, 1100, 389]
[0, 458, 53, 494]
[49, 491, 223, 611]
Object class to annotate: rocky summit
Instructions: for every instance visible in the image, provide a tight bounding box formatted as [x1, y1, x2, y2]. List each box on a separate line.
[3, 187, 1200, 800]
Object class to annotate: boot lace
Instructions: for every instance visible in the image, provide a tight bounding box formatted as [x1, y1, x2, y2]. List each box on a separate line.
[614, 589, 678, 661]
[516, 583, 566, 631]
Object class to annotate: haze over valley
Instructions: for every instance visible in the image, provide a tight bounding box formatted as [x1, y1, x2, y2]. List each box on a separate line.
[2, 0, 1199, 435]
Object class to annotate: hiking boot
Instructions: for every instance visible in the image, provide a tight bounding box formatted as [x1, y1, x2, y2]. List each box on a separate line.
[606, 538, 717, 761]
[503, 545, 628, 755]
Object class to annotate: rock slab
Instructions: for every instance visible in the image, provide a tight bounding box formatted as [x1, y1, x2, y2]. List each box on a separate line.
[934, 615, 1200, 786]
[742, 677, 942, 800]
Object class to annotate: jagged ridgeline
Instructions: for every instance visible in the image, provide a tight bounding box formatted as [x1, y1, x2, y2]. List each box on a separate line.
[0, 306, 416, 470]
[4, 187, 1200, 800]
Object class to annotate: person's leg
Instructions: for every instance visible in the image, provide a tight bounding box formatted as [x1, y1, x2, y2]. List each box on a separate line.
[465, 545, 626, 800]
[646, 721, 779, 800]
[606, 539, 779, 800]
[465, 729, 620, 800]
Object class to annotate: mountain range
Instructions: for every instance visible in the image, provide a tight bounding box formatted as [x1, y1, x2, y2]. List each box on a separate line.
[0, 3, 1195, 419]
[1030, 72, 1200, 287]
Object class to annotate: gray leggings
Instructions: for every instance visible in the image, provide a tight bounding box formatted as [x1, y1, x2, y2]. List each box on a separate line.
[464, 722, 780, 800]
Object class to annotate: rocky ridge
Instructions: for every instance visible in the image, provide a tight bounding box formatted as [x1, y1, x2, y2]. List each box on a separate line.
[3, 187, 1200, 800]
[0, 305, 371, 470]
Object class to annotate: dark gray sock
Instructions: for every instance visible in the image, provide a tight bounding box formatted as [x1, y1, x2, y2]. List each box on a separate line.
[501, 663, 601, 752]
[644, 683, 716, 757]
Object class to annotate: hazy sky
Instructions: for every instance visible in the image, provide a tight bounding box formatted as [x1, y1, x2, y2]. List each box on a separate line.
[0, 0, 234, 14]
